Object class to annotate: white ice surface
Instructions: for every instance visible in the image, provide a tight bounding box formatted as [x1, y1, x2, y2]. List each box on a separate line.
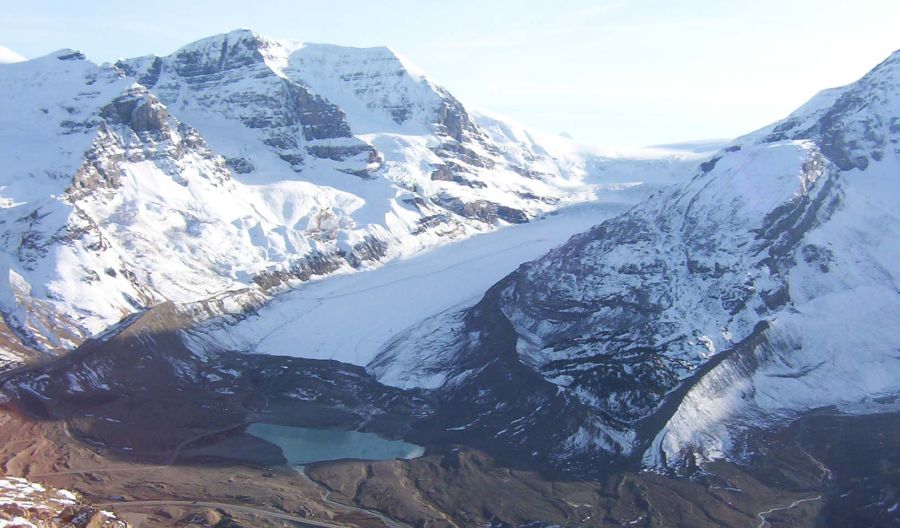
[202, 199, 634, 366]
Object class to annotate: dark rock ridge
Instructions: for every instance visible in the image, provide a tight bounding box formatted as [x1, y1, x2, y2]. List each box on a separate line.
[0, 301, 428, 456]
[434, 194, 530, 224]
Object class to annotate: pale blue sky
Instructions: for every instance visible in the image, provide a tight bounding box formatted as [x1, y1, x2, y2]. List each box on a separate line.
[2, 0, 897, 146]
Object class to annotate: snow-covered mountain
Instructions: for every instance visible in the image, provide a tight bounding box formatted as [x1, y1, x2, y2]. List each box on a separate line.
[0, 31, 708, 363]
[372, 49, 900, 472]
[2, 28, 897, 489]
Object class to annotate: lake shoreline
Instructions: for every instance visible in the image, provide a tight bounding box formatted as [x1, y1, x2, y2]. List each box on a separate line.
[247, 422, 425, 466]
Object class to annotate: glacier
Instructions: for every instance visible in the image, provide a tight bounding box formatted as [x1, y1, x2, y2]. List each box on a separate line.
[0, 30, 707, 361]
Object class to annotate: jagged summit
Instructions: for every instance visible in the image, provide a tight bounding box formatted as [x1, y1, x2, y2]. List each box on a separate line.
[168, 28, 271, 54]
[163, 29, 283, 77]
[162, 29, 428, 85]
[744, 47, 899, 170]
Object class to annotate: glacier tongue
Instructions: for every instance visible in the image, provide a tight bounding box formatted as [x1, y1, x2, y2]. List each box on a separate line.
[187, 200, 637, 367]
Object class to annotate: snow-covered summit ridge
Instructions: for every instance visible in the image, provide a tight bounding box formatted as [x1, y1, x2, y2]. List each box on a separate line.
[121, 28, 461, 136]
[744, 47, 899, 171]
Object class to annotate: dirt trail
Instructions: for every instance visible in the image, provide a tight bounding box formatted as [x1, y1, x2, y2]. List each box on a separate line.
[755, 495, 822, 528]
[94, 500, 346, 528]
[295, 466, 411, 528]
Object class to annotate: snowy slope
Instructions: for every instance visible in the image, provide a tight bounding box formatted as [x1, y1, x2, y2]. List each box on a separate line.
[0, 32, 707, 357]
[371, 49, 900, 471]
[0, 50, 140, 351]
[644, 49, 900, 467]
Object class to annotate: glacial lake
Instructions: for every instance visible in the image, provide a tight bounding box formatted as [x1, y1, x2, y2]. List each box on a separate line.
[246, 423, 425, 465]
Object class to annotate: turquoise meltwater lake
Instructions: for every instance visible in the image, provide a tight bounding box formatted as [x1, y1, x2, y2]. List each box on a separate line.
[246, 423, 425, 465]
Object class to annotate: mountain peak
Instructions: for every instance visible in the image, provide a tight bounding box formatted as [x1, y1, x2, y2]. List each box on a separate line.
[33, 48, 87, 62]
[160, 29, 287, 78]
[176, 28, 269, 51]
[223, 27, 262, 40]
[292, 41, 427, 81]
[880, 48, 900, 66]
[741, 47, 900, 171]
[856, 47, 900, 85]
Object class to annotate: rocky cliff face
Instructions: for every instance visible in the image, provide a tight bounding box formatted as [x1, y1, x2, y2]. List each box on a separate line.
[117, 31, 370, 174]
[372, 49, 900, 473]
